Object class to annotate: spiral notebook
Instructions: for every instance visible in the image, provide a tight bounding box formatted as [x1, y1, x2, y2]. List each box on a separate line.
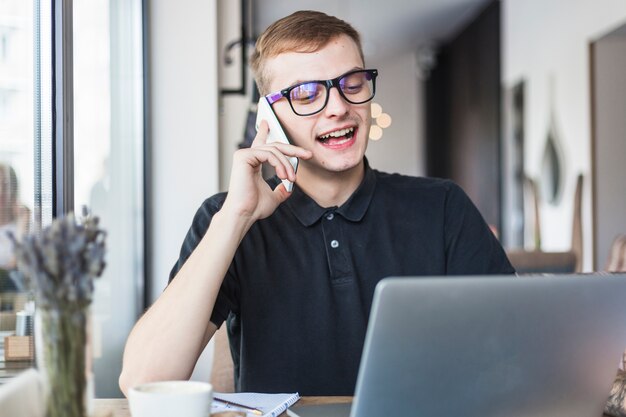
[211, 391, 300, 417]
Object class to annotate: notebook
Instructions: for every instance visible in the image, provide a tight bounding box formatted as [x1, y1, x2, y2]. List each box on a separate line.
[291, 273, 626, 417]
[211, 391, 300, 417]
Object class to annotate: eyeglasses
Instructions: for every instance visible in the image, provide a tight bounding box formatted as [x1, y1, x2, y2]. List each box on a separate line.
[265, 69, 378, 116]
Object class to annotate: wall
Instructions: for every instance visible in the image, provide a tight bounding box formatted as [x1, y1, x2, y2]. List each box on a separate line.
[592, 32, 626, 268]
[218, 0, 255, 191]
[149, 0, 219, 300]
[425, 1, 502, 230]
[367, 52, 424, 177]
[148, 0, 220, 378]
[502, 0, 626, 270]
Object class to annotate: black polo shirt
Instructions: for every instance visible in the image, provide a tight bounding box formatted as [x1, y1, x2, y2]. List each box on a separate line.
[170, 162, 514, 395]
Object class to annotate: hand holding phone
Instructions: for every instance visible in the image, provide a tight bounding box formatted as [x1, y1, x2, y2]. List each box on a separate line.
[255, 97, 299, 192]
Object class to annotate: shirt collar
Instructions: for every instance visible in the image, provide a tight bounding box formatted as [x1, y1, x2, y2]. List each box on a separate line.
[285, 158, 377, 227]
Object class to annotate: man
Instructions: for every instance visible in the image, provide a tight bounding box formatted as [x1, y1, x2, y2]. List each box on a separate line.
[119, 10, 514, 396]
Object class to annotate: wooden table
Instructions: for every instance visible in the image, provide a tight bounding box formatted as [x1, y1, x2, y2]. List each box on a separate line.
[93, 396, 353, 417]
[93, 396, 616, 417]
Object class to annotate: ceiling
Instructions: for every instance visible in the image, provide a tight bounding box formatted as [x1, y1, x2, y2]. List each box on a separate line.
[253, 0, 492, 63]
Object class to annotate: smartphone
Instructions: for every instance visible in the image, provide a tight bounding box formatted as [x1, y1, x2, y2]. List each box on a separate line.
[255, 97, 299, 192]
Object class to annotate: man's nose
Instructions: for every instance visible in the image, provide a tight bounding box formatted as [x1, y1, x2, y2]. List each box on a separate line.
[323, 87, 350, 117]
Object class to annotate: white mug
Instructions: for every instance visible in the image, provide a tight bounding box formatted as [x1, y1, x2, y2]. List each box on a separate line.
[128, 381, 213, 417]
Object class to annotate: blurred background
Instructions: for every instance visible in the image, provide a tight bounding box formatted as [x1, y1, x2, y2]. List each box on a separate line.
[1, 0, 625, 398]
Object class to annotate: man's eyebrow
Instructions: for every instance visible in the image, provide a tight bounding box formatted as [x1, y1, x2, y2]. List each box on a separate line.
[285, 66, 365, 87]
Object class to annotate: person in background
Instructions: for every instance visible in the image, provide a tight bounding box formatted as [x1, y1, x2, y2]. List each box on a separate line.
[0, 162, 31, 298]
[120, 10, 514, 396]
[0, 163, 30, 272]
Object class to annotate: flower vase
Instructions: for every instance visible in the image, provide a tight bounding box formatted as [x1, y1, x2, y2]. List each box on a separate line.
[37, 306, 91, 417]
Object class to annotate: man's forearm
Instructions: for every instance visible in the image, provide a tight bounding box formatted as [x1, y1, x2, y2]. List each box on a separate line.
[118, 208, 251, 395]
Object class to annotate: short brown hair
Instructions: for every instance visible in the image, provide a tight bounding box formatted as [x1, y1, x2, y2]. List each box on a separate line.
[250, 10, 364, 95]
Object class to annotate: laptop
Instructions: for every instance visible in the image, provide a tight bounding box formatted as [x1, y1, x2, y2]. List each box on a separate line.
[290, 274, 626, 417]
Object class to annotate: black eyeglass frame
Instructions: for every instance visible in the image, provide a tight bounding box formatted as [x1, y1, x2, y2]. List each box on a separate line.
[265, 68, 379, 116]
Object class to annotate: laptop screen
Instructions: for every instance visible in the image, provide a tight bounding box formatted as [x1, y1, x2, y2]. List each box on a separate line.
[350, 274, 626, 417]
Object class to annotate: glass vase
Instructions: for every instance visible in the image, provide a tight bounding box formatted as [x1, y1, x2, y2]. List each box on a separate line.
[36, 306, 91, 417]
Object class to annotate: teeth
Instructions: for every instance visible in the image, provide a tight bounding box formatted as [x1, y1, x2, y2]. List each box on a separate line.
[319, 127, 354, 140]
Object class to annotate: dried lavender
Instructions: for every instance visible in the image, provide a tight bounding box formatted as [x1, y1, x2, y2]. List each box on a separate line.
[10, 213, 106, 310]
[9, 212, 106, 417]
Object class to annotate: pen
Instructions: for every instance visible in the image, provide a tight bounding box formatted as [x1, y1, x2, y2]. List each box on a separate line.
[214, 396, 264, 416]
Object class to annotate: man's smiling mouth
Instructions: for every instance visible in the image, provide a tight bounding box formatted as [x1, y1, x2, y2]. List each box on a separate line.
[317, 127, 355, 144]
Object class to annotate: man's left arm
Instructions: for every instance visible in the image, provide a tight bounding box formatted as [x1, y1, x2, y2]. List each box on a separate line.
[443, 182, 515, 275]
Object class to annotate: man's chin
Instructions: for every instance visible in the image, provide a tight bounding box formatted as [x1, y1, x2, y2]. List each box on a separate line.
[306, 155, 365, 175]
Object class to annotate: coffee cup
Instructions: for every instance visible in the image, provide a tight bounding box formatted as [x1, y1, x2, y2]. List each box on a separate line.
[128, 380, 213, 417]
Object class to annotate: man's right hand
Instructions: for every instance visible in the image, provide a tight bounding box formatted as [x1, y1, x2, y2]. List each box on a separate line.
[221, 120, 312, 226]
[119, 121, 311, 396]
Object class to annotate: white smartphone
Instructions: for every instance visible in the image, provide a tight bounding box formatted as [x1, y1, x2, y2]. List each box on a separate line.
[255, 96, 299, 192]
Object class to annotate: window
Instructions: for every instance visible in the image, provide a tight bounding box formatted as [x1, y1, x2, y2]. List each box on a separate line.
[0, 1, 144, 396]
[73, 0, 145, 396]
[1, 0, 53, 377]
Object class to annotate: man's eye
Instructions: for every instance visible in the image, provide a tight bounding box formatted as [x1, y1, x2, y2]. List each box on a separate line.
[292, 93, 316, 103]
[343, 83, 364, 94]
[291, 84, 322, 103]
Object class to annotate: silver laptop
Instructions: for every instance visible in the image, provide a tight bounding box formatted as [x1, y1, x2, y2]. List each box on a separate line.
[291, 274, 626, 417]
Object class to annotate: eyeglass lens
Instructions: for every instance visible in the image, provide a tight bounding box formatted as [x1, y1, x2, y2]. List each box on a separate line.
[289, 70, 375, 116]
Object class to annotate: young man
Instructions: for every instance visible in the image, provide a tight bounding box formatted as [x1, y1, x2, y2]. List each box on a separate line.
[119, 10, 514, 396]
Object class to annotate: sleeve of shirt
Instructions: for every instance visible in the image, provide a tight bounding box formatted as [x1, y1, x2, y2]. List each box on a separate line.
[168, 193, 240, 328]
[442, 181, 516, 275]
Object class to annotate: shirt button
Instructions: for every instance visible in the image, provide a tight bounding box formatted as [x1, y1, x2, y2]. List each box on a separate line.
[330, 240, 339, 248]
[326, 213, 334, 220]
